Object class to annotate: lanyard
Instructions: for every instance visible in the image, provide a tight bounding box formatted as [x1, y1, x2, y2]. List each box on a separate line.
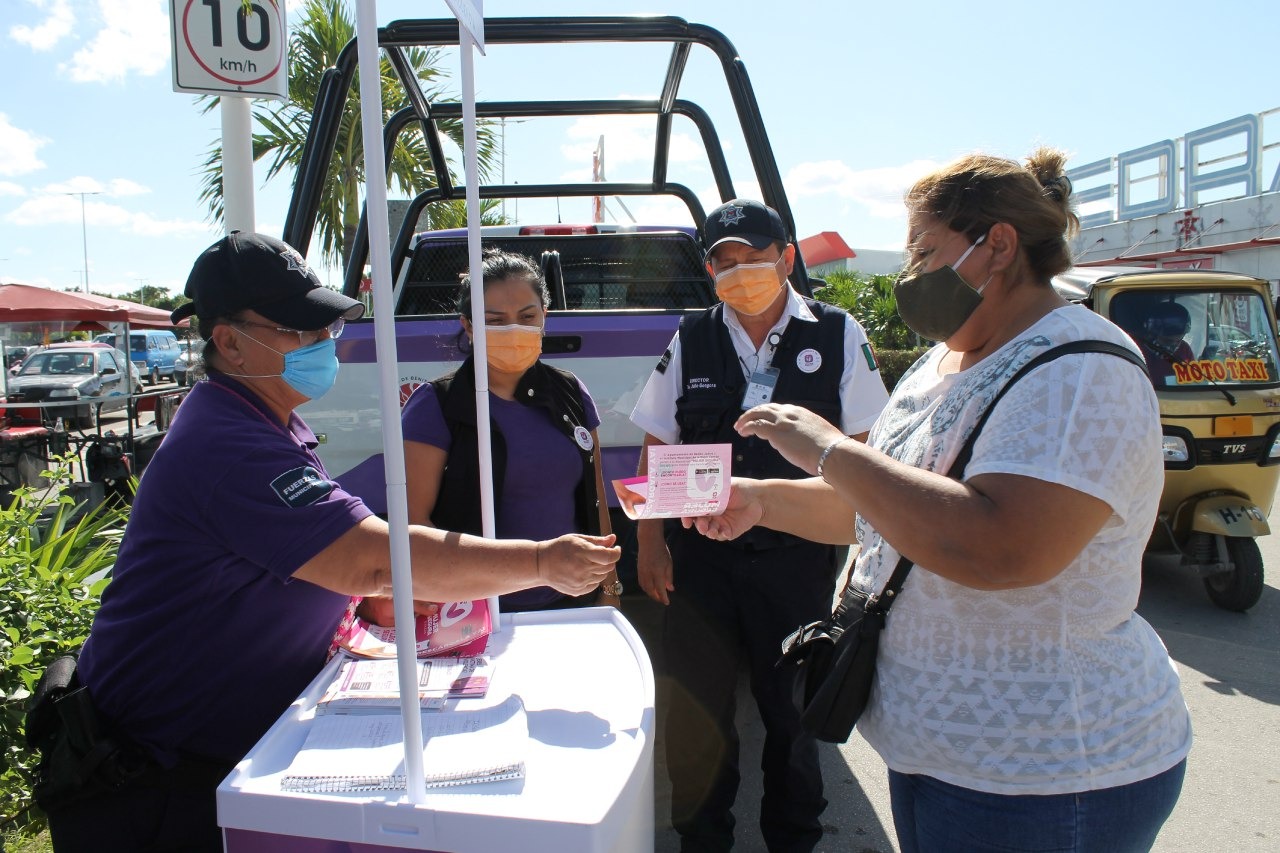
[739, 330, 785, 377]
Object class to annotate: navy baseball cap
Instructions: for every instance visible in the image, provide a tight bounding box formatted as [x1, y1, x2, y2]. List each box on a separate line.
[702, 199, 789, 261]
[171, 232, 364, 334]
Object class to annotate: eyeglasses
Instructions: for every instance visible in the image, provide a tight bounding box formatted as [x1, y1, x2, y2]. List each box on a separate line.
[233, 318, 345, 346]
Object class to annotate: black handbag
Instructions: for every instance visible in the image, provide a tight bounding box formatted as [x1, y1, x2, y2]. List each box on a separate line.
[778, 340, 1147, 744]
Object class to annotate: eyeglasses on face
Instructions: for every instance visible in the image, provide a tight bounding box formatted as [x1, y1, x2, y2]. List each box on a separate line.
[233, 318, 345, 346]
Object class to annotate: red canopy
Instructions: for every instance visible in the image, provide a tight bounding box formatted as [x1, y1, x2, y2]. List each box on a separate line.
[0, 283, 129, 324]
[72, 291, 187, 329]
[799, 231, 857, 267]
[0, 284, 184, 329]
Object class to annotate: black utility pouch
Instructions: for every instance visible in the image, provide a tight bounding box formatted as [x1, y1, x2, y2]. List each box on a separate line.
[26, 655, 149, 808]
[25, 654, 78, 753]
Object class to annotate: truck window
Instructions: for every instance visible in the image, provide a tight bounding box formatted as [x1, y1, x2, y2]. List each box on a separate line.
[397, 232, 713, 316]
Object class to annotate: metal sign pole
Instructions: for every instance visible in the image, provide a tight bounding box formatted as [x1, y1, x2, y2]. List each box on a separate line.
[221, 96, 256, 234]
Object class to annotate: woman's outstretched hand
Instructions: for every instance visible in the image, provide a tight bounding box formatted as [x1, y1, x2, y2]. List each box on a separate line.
[683, 478, 764, 541]
[537, 533, 621, 596]
[735, 403, 846, 475]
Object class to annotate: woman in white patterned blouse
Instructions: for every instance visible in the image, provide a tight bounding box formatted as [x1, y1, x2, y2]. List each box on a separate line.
[687, 148, 1190, 853]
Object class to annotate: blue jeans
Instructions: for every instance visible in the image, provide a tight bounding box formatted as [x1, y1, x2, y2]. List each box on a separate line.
[888, 759, 1186, 853]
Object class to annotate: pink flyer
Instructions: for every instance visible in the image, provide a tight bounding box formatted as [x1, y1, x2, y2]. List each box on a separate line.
[612, 443, 731, 520]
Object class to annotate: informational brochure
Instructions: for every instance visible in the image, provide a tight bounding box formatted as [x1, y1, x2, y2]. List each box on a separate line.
[334, 600, 492, 659]
[316, 654, 494, 715]
[611, 443, 731, 520]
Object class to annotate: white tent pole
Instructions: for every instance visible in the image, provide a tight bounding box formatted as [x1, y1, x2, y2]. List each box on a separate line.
[353, 0, 427, 804]
[459, 25, 502, 631]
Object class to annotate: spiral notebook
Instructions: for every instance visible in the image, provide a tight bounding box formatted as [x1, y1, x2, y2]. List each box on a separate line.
[280, 695, 527, 794]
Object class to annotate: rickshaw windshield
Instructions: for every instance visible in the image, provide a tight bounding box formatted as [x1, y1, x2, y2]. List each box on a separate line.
[1110, 288, 1280, 390]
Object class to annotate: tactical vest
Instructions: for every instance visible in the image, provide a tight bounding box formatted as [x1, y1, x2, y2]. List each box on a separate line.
[430, 358, 601, 538]
[675, 300, 845, 549]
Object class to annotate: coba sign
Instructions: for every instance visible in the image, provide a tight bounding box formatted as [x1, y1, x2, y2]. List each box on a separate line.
[1069, 113, 1278, 229]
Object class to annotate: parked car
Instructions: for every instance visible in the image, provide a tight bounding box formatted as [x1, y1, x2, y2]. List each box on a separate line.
[4, 345, 30, 373]
[173, 339, 204, 387]
[7, 343, 134, 428]
[95, 329, 181, 385]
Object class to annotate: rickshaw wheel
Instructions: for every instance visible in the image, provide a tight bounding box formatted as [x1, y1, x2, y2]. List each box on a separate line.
[1203, 537, 1265, 612]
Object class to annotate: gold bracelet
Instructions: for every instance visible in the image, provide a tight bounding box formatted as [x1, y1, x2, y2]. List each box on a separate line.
[816, 437, 849, 482]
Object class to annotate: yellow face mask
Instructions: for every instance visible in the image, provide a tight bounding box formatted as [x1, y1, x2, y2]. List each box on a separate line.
[483, 324, 543, 374]
[714, 257, 785, 316]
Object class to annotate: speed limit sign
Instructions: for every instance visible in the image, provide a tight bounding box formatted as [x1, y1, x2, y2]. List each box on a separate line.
[171, 0, 288, 98]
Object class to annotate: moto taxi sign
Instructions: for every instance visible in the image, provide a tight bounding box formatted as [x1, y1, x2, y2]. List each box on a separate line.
[171, 0, 288, 99]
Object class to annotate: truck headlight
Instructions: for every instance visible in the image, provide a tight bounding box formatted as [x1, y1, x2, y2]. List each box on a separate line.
[1268, 434, 1280, 461]
[48, 388, 80, 399]
[1162, 435, 1189, 463]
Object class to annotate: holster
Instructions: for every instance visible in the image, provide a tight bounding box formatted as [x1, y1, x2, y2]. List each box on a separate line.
[25, 654, 152, 809]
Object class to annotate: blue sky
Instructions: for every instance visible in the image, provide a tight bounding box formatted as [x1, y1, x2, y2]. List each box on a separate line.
[1, 0, 1276, 298]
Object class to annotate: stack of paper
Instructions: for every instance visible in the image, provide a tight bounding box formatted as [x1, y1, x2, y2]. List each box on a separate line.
[316, 655, 493, 715]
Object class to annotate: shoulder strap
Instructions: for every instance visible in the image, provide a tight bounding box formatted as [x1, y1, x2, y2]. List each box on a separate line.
[430, 372, 461, 439]
[946, 340, 1145, 480]
[850, 339, 1147, 616]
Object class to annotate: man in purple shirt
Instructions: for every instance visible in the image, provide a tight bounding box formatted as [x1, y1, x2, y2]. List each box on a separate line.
[36, 232, 620, 852]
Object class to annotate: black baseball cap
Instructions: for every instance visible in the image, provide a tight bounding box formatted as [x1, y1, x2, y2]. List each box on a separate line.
[702, 199, 789, 261]
[171, 232, 365, 334]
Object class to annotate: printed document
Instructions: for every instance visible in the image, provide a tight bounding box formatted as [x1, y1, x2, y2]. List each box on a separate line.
[611, 443, 730, 520]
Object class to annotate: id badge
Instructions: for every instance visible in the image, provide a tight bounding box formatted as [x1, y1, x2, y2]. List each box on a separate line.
[742, 366, 780, 410]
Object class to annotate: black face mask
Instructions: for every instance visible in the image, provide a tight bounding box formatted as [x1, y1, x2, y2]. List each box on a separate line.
[893, 233, 988, 341]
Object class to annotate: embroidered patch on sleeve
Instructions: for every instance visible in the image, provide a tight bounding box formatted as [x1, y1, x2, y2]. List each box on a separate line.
[861, 342, 880, 372]
[271, 466, 335, 508]
[655, 347, 673, 374]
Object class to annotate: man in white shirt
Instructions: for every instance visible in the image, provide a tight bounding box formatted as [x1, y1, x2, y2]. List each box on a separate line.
[630, 199, 888, 852]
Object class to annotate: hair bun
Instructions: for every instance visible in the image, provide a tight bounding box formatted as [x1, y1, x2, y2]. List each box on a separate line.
[1041, 174, 1072, 202]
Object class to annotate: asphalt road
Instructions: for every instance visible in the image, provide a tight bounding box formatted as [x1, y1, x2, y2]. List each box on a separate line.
[624, 509, 1280, 853]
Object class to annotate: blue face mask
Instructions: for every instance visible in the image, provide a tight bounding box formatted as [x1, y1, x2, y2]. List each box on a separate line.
[279, 337, 340, 399]
[234, 329, 340, 400]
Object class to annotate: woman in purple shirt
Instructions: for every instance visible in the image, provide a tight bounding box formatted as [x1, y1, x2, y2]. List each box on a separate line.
[34, 234, 620, 853]
[400, 249, 622, 612]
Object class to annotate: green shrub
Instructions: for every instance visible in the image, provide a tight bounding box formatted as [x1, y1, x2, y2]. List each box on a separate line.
[811, 269, 929, 391]
[875, 347, 930, 391]
[0, 461, 127, 833]
[813, 269, 919, 352]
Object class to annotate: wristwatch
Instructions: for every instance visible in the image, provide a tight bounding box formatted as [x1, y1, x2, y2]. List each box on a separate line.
[601, 579, 624, 596]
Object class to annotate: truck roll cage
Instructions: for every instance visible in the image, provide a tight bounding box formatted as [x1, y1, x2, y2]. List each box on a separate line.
[283, 15, 815, 299]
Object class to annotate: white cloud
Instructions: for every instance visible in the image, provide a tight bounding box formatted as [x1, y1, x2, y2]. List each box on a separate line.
[561, 116, 705, 177]
[64, 0, 169, 83]
[786, 159, 940, 220]
[2, 193, 209, 238]
[0, 114, 48, 176]
[4, 193, 115, 227]
[9, 0, 75, 51]
[126, 212, 212, 237]
[0, 182, 27, 197]
[40, 176, 105, 194]
[626, 197, 697, 228]
[40, 176, 149, 197]
[106, 178, 149, 197]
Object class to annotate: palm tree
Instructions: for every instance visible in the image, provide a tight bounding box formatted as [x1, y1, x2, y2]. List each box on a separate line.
[199, 0, 502, 274]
